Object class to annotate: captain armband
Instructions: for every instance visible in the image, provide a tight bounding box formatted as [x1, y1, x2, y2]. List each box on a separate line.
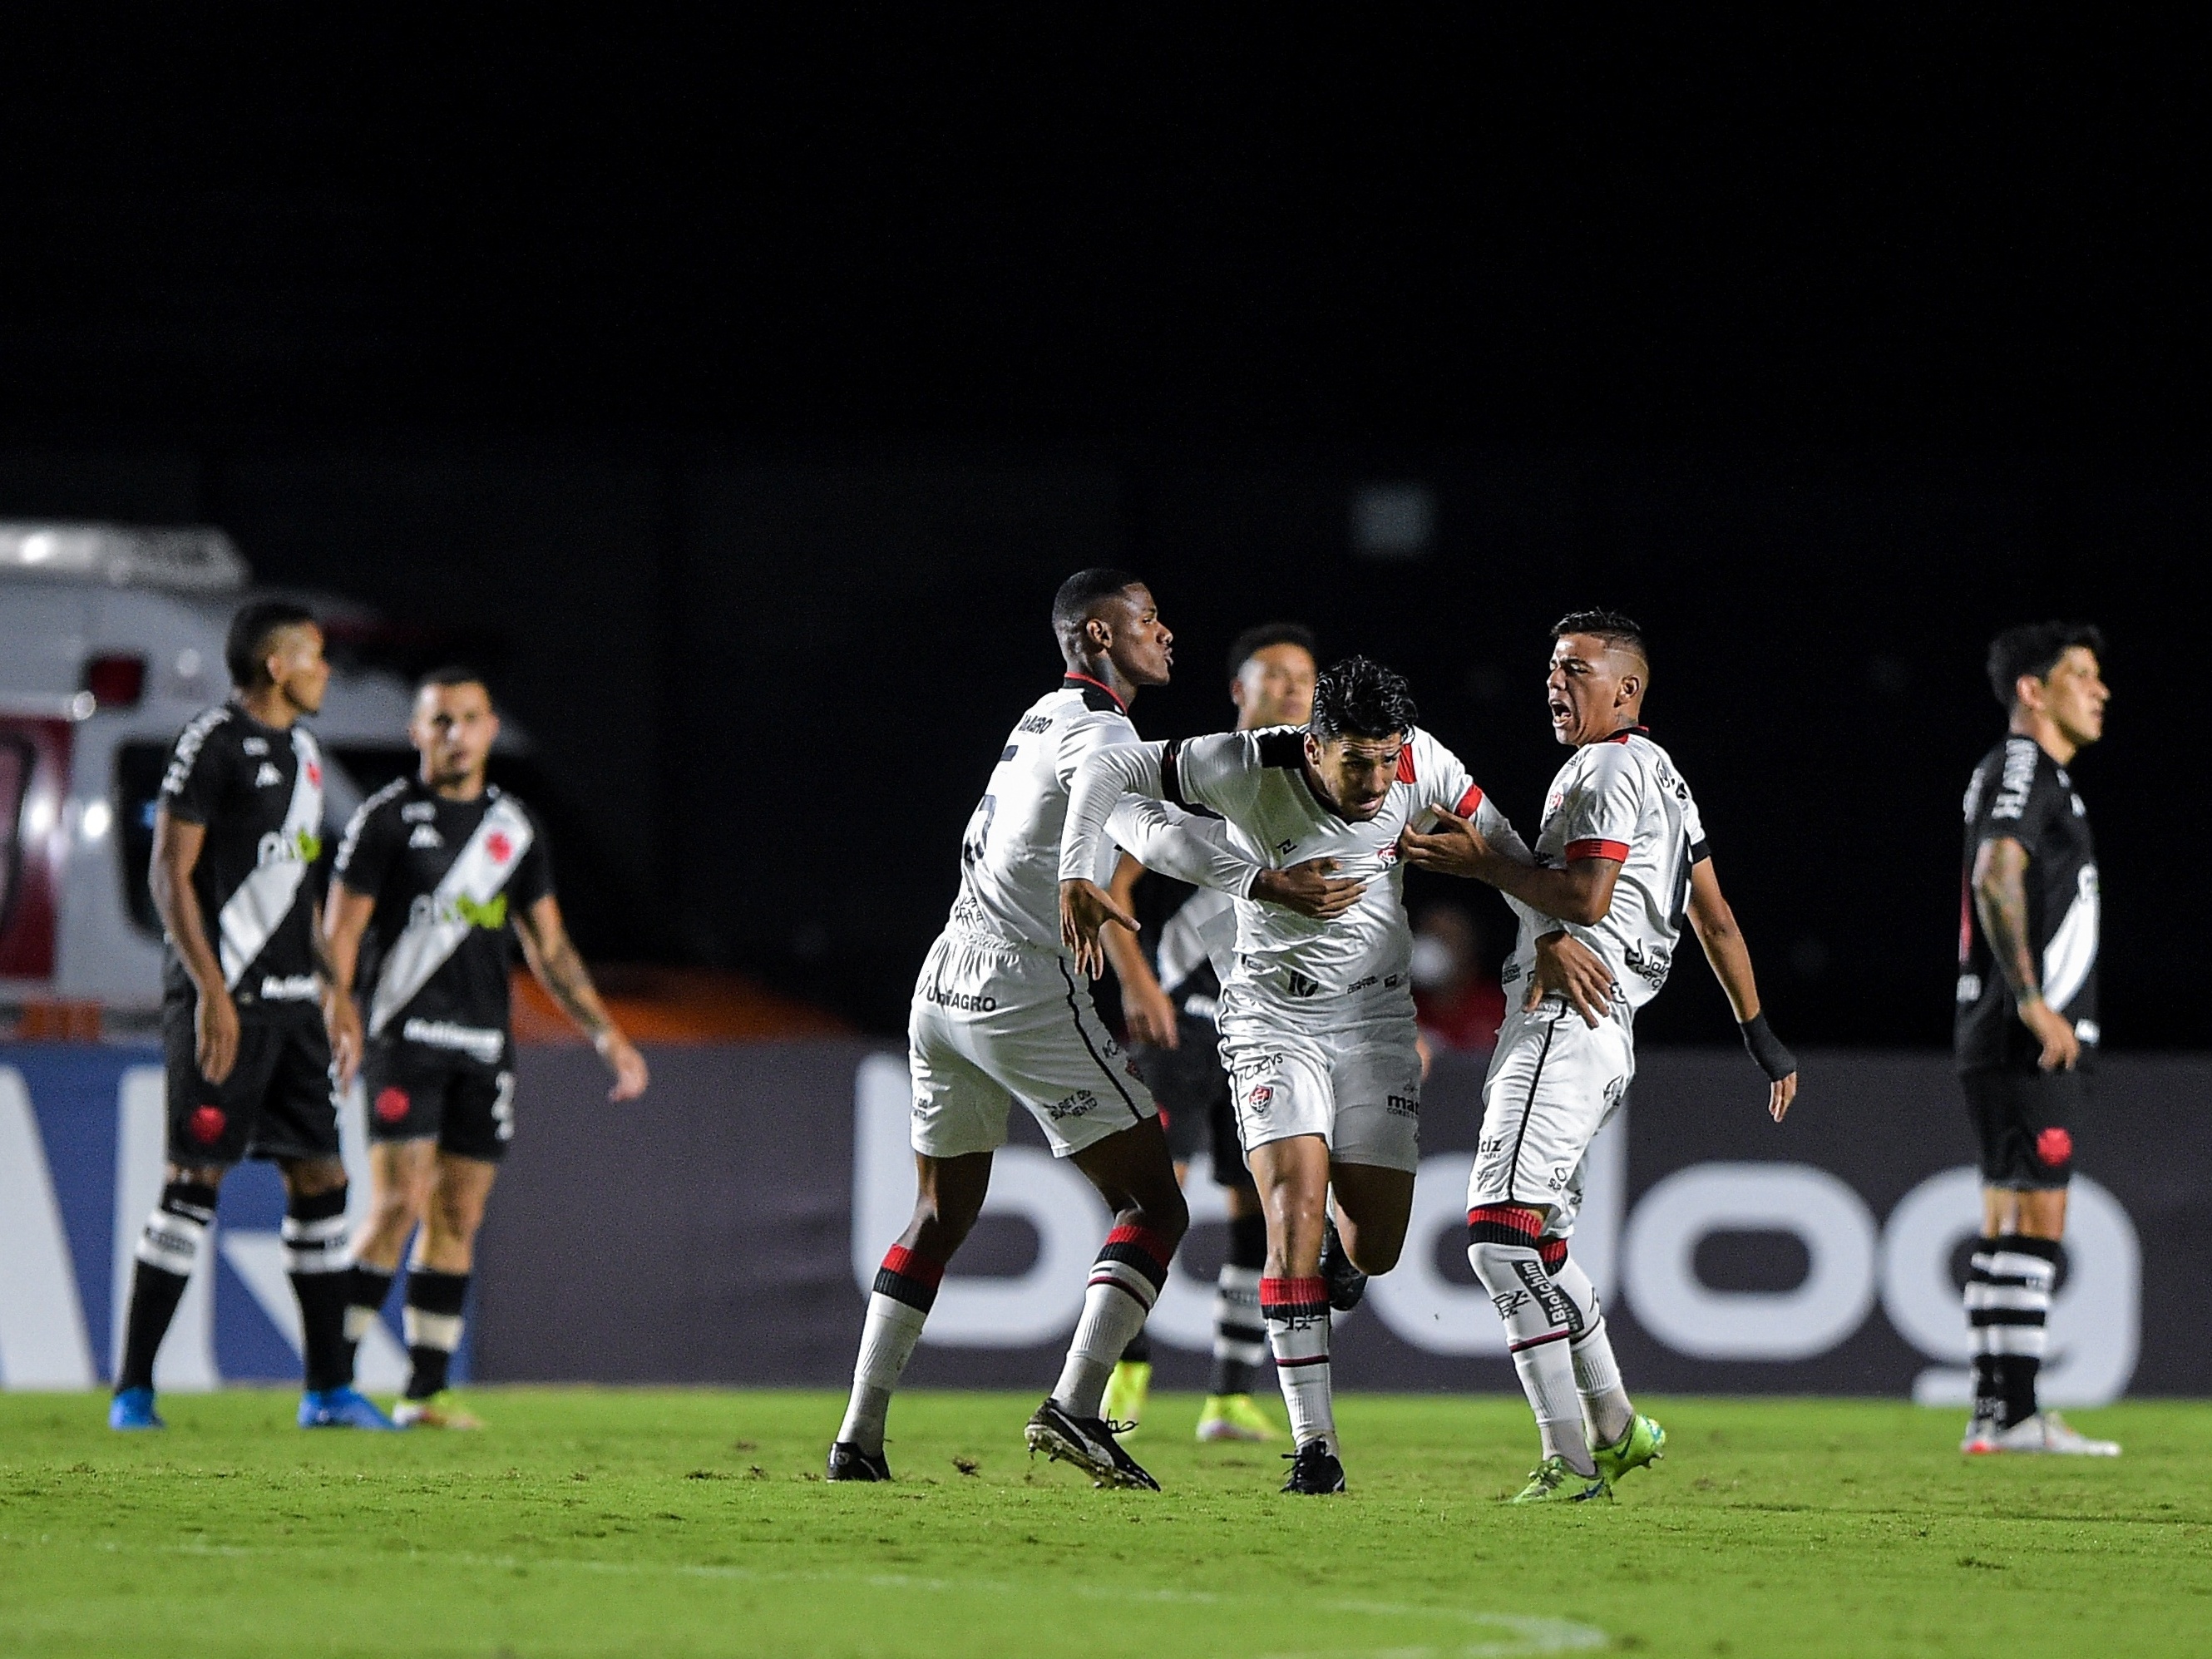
[1739, 1014, 1796, 1082]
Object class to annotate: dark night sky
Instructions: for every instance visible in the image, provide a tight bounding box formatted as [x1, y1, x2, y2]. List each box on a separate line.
[3, 13, 2207, 1044]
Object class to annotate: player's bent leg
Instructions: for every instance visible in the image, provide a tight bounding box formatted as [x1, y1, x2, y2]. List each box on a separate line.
[1025, 1118, 1184, 1490]
[1326, 1160, 1415, 1274]
[1468, 1203, 1601, 1487]
[346, 1138, 436, 1366]
[393, 1152, 496, 1429]
[832, 1151, 994, 1477]
[111, 1159, 228, 1429]
[1548, 1247, 1661, 1483]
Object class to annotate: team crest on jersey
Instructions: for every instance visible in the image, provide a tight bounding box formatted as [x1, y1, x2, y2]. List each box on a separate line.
[486, 831, 514, 863]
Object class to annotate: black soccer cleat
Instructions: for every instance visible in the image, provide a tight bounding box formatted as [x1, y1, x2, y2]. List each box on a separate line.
[1025, 1399, 1162, 1490]
[1319, 1215, 1368, 1312]
[826, 1440, 892, 1482]
[1281, 1438, 1347, 1494]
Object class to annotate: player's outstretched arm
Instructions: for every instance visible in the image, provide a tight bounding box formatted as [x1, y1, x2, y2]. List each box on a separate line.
[150, 808, 239, 1085]
[319, 884, 376, 1088]
[515, 895, 649, 1101]
[1685, 858, 1797, 1122]
[1971, 835, 2079, 1073]
[1398, 807, 1620, 925]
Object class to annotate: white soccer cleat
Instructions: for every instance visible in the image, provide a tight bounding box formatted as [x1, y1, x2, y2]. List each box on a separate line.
[1968, 1410, 2119, 1456]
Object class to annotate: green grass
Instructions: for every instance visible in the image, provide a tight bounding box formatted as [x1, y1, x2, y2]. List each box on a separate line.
[2, 1390, 2205, 1658]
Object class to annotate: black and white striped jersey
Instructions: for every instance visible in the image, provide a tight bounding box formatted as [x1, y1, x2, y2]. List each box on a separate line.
[1956, 734, 2099, 1072]
[156, 701, 328, 1015]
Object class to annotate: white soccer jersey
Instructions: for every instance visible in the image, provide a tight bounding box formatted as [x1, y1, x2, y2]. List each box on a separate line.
[1064, 725, 1527, 1001]
[944, 674, 1259, 954]
[1503, 727, 1708, 1019]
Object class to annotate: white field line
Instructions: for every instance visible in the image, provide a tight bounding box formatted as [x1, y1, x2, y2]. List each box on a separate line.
[6, 1533, 1607, 1654]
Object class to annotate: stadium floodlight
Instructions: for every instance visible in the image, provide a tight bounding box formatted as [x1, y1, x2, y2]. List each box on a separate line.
[0, 521, 251, 592]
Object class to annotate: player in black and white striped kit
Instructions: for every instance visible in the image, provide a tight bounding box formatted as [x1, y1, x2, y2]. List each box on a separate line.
[323, 668, 649, 1428]
[1954, 624, 2117, 1456]
[109, 601, 393, 1432]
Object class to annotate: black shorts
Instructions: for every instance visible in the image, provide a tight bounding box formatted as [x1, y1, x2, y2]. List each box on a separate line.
[1133, 1011, 1255, 1192]
[1961, 1065, 2084, 1189]
[162, 996, 339, 1166]
[362, 1042, 516, 1163]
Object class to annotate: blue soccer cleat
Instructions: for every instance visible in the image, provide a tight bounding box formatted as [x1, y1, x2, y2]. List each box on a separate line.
[299, 1386, 402, 1430]
[108, 1387, 165, 1430]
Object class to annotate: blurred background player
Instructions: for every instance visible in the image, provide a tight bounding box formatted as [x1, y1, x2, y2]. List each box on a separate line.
[110, 601, 393, 1432]
[1063, 656, 1518, 1494]
[1402, 609, 1797, 1502]
[323, 668, 649, 1428]
[1098, 622, 1319, 1443]
[1410, 904, 1506, 1056]
[828, 570, 1310, 1491]
[1954, 625, 2117, 1456]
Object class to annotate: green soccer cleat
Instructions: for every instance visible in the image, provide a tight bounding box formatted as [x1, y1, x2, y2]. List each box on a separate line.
[1101, 1360, 1152, 1435]
[1590, 1413, 1666, 1486]
[1508, 1456, 1612, 1505]
[1196, 1393, 1281, 1443]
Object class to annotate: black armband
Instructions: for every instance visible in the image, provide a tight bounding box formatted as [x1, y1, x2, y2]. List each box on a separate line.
[1739, 1014, 1796, 1082]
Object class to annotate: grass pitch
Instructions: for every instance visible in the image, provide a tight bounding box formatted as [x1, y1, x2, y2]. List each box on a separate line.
[1, 1390, 2204, 1658]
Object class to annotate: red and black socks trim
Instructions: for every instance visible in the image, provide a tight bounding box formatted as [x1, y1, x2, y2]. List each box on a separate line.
[873, 1245, 947, 1313]
[403, 1270, 470, 1400]
[1468, 1203, 1546, 1251]
[1091, 1224, 1173, 1311]
[116, 1178, 219, 1393]
[283, 1187, 354, 1392]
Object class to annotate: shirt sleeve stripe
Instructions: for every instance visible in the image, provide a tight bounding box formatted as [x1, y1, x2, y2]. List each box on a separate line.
[1564, 837, 1630, 863]
[1454, 783, 1484, 817]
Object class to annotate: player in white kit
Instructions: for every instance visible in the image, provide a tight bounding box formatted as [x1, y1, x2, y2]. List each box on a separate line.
[828, 570, 1340, 1491]
[1400, 610, 1799, 1503]
[1061, 657, 1525, 1494]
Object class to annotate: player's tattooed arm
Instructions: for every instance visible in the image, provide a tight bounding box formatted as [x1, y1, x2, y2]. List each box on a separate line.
[150, 807, 240, 1085]
[1686, 859, 1797, 1122]
[1972, 835, 2080, 1072]
[319, 885, 376, 1088]
[516, 895, 650, 1101]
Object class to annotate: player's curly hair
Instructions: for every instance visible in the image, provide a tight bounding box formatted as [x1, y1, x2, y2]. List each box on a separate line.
[1987, 621, 2105, 709]
[1309, 654, 1418, 740]
[1552, 609, 1647, 665]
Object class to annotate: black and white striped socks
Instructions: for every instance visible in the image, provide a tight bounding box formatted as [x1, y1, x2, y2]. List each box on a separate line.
[1966, 1232, 2060, 1429]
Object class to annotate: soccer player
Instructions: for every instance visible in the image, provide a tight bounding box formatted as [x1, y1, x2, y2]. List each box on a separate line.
[1098, 621, 1319, 1443]
[1061, 656, 1521, 1494]
[827, 570, 1343, 1490]
[1953, 624, 2117, 1456]
[110, 600, 393, 1431]
[323, 669, 649, 1427]
[1399, 610, 1797, 1502]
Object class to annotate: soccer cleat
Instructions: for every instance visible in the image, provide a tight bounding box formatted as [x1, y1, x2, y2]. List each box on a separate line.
[1102, 1360, 1152, 1434]
[1508, 1455, 1612, 1504]
[107, 1388, 165, 1431]
[1196, 1393, 1281, 1443]
[1968, 1410, 2121, 1457]
[826, 1441, 892, 1481]
[298, 1386, 401, 1430]
[1590, 1412, 1666, 1486]
[1318, 1215, 1368, 1312]
[1960, 1410, 2000, 1454]
[392, 1395, 484, 1430]
[1025, 1399, 1161, 1490]
[1281, 1439, 1346, 1494]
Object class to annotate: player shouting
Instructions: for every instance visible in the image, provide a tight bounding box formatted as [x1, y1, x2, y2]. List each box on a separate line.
[111, 601, 392, 1431]
[323, 669, 649, 1427]
[827, 570, 1340, 1491]
[1953, 624, 2117, 1455]
[1062, 656, 1523, 1494]
[1400, 610, 1797, 1503]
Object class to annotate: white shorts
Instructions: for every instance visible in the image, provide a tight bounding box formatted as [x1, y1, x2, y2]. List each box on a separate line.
[1468, 997, 1635, 1237]
[908, 931, 1158, 1160]
[1215, 985, 1423, 1173]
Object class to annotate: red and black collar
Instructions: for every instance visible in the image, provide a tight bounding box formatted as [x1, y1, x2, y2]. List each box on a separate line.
[1062, 673, 1127, 714]
[1602, 723, 1651, 745]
